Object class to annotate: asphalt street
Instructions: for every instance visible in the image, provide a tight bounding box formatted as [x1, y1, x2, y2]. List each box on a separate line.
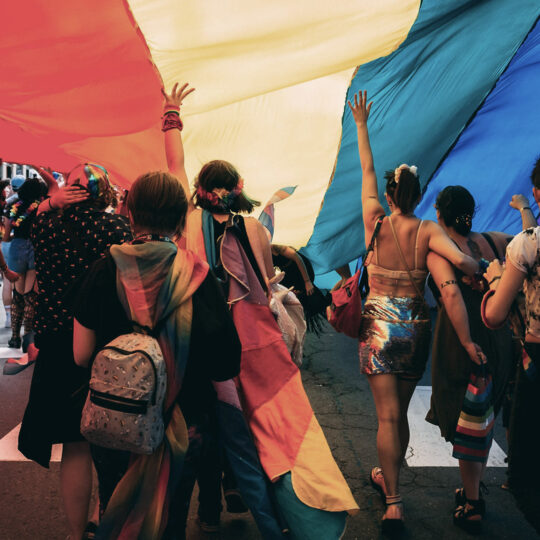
[0, 309, 537, 539]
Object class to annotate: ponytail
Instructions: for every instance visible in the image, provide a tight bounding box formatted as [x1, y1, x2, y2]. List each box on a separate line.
[385, 164, 420, 214]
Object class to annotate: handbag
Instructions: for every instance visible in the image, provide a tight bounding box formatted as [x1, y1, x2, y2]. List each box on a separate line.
[453, 362, 495, 462]
[327, 215, 384, 338]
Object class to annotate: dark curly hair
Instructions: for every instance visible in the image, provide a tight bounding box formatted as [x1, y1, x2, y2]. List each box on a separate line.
[435, 185, 476, 236]
[531, 156, 540, 189]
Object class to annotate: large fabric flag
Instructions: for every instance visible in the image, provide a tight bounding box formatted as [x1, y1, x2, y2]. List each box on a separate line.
[1, 0, 420, 250]
[303, 0, 540, 272]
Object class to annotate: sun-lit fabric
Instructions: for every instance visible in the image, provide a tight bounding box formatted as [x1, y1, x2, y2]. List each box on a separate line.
[303, 0, 540, 273]
[417, 17, 540, 234]
[1, 1, 420, 248]
[0, 2, 165, 187]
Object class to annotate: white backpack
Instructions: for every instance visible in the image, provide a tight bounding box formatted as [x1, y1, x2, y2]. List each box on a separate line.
[80, 331, 167, 454]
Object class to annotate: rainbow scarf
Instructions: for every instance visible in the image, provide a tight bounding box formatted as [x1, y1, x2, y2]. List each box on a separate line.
[186, 210, 358, 539]
[96, 241, 208, 540]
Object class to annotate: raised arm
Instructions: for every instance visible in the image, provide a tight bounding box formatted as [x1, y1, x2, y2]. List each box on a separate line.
[510, 194, 537, 230]
[347, 91, 384, 227]
[427, 252, 485, 364]
[427, 221, 479, 275]
[161, 82, 195, 210]
[35, 166, 59, 195]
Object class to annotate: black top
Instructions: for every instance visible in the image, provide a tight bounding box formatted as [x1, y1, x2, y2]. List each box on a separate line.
[73, 254, 242, 424]
[30, 204, 132, 345]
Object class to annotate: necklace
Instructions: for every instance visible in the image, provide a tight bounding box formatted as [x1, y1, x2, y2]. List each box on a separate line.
[132, 233, 174, 245]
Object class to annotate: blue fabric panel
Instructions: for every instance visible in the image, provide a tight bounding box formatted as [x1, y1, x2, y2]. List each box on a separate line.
[302, 0, 540, 273]
[417, 17, 540, 234]
[216, 401, 285, 539]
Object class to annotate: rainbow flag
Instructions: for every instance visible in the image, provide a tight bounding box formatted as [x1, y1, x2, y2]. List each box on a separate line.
[259, 186, 297, 240]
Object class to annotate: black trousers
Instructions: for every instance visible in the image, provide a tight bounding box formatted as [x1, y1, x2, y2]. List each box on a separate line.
[507, 342, 540, 534]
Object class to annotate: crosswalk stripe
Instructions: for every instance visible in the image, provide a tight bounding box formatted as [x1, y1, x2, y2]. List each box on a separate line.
[0, 423, 61, 462]
[406, 386, 506, 467]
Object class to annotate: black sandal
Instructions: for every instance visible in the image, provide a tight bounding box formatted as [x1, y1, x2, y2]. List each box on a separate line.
[453, 498, 485, 535]
[381, 494, 404, 536]
[455, 482, 488, 508]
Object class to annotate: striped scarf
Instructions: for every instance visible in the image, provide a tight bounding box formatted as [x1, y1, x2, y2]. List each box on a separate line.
[96, 241, 208, 539]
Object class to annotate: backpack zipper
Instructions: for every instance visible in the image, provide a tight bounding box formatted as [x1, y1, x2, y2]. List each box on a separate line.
[100, 346, 160, 404]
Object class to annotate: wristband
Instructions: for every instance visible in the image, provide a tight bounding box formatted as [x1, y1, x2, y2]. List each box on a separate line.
[488, 275, 501, 286]
[48, 198, 58, 211]
[162, 114, 183, 132]
[520, 206, 531, 212]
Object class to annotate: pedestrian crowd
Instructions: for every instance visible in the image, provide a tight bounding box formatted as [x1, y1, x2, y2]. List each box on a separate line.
[1, 85, 538, 539]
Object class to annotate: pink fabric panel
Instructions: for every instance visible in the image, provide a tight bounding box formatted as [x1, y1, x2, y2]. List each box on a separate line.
[0, 1, 165, 186]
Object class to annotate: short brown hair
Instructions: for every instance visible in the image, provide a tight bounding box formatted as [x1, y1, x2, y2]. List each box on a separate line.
[127, 171, 188, 236]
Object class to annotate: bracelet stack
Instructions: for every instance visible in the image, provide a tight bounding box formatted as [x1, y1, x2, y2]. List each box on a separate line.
[162, 105, 183, 132]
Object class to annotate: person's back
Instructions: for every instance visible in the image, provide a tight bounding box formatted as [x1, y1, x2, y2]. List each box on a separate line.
[72, 170, 241, 539]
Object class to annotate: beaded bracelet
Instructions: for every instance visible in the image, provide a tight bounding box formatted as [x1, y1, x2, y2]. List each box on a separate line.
[440, 279, 457, 289]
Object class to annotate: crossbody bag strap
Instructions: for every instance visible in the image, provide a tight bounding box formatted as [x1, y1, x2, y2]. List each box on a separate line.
[481, 232, 500, 259]
[364, 215, 385, 263]
[388, 216, 424, 298]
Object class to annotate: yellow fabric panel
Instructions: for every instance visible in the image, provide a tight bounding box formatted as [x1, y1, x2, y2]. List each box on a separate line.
[291, 415, 359, 514]
[128, 0, 420, 246]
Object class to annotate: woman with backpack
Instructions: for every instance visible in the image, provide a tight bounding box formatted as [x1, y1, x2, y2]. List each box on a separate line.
[347, 91, 481, 533]
[72, 170, 242, 539]
[163, 83, 359, 539]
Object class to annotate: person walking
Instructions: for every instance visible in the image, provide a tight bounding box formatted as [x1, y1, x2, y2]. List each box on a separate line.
[347, 90, 480, 533]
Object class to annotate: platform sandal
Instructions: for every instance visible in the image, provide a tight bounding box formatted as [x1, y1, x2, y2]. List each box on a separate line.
[381, 494, 404, 536]
[370, 466, 387, 504]
[454, 482, 488, 508]
[453, 498, 485, 535]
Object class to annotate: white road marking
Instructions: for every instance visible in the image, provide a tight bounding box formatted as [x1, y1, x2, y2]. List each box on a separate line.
[406, 386, 506, 467]
[0, 346, 24, 359]
[0, 423, 61, 462]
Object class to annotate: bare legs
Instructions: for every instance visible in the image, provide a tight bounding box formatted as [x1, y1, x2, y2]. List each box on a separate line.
[61, 441, 93, 540]
[460, 460, 485, 501]
[368, 374, 417, 520]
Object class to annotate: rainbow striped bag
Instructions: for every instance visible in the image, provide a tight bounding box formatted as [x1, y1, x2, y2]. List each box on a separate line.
[453, 363, 494, 463]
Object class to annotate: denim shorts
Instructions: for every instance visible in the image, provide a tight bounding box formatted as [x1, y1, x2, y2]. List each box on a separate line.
[8, 238, 35, 274]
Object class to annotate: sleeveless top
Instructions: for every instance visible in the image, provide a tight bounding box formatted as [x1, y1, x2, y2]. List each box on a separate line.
[368, 218, 428, 289]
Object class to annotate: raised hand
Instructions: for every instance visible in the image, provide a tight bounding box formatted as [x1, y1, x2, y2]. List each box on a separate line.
[161, 82, 195, 110]
[509, 194, 530, 211]
[347, 90, 373, 127]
